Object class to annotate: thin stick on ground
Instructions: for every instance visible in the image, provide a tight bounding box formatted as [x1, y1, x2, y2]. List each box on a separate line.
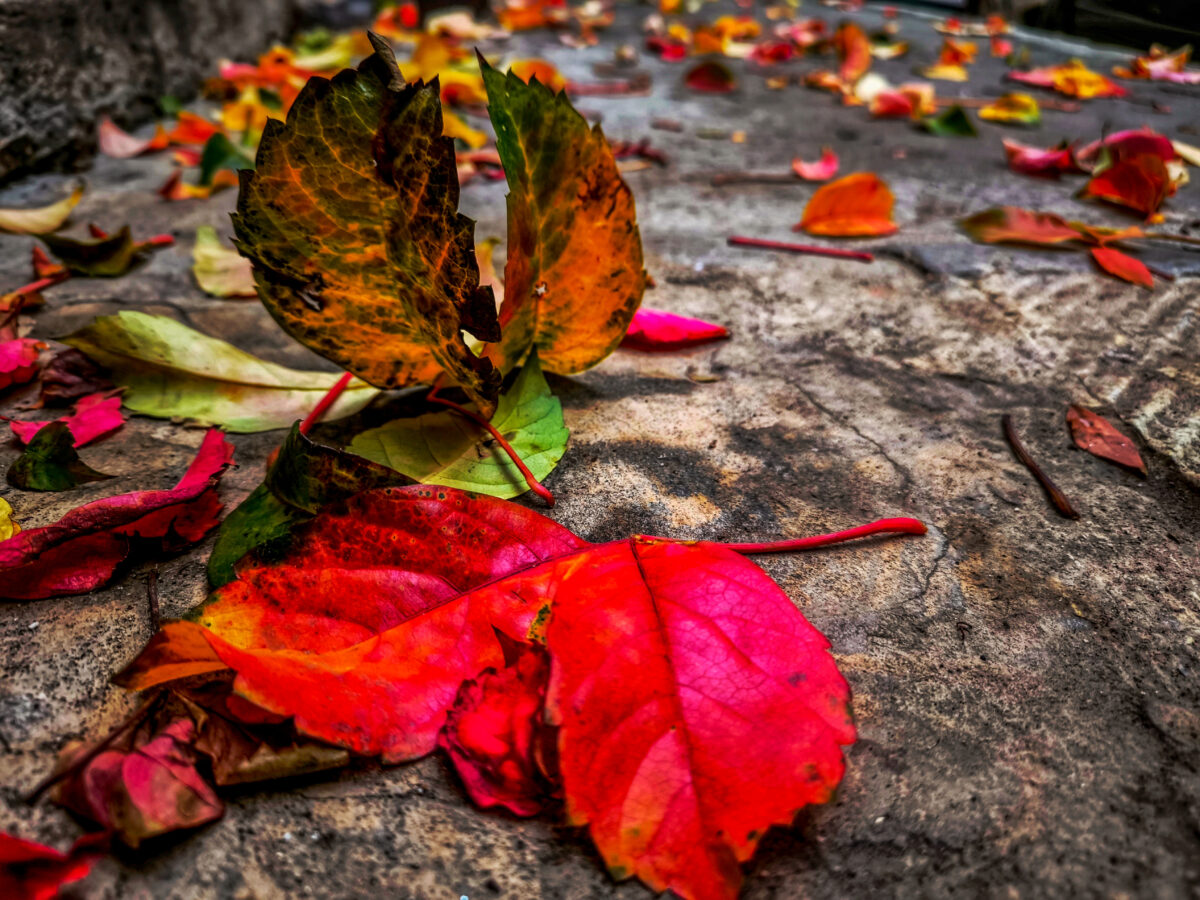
[728, 235, 875, 262]
[1002, 414, 1080, 519]
[426, 381, 555, 508]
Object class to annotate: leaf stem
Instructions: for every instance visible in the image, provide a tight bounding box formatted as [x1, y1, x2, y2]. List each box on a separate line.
[1140, 230, 1200, 248]
[1002, 414, 1079, 519]
[714, 517, 927, 554]
[727, 235, 875, 262]
[426, 384, 555, 508]
[299, 372, 354, 435]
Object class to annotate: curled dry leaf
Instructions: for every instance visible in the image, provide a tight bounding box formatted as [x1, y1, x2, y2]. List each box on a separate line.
[621, 307, 730, 350]
[40, 226, 168, 277]
[0, 184, 83, 235]
[1066, 405, 1147, 474]
[11, 392, 124, 447]
[0, 832, 103, 900]
[37, 348, 114, 407]
[0, 429, 232, 599]
[64, 312, 378, 433]
[792, 147, 840, 181]
[1090, 246, 1153, 288]
[6, 422, 113, 492]
[481, 57, 646, 374]
[191, 226, 256, 298]
[234, 35, 502, 413]
[796, 173, 898, 237]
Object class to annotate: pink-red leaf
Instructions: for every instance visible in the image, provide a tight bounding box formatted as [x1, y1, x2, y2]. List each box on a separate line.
[547, 538, 855, 900]
[0, 339, 44, 391]
[1076, 128, 1177, 171]
[792, 147, 840, 182]
[53, 717, 222, 847]
[1067, 405, 1147, 474]
[0, 833, 102, 900]
[10, 392, 124, 447]
[621, 308, 729, 351]
[1090, 246, 1153, 288]
[1002, 139, 1081, 178]
[97, 117, 169, 158]
[439, 639, 556, 816]
[0, 429, 233, 600]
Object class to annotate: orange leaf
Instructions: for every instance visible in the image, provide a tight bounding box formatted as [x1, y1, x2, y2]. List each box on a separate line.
[1090, 246, 1153, 288]
[796, 173, 897, 237]
[835, 22, 871, 83]
[1066, 406, 1147, 473]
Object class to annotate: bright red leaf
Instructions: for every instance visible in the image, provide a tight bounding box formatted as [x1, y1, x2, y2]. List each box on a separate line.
[439, 637, 556, 816]
[796, 173, 897, 237]
[1066, 405, 1147, 474]
[53, 717, 223, 847]
[1002, 139, 1081, 178]
[792, 147, 840, 181]
[0, 338, 44, 391]
[10, 391, 124, 447]
[621, 308, 729, 351]
[547, 538, 856, 900]
[1081, 153, 1170, 217]
[1090, 246, 1153, 288]
[684, 61, 736, 93]
[165, 111, 221, 146]
[0, 833, 103, 900]
[0, 429, 233, 600]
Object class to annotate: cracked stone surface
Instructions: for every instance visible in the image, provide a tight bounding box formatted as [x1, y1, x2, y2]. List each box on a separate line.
[1, 3, 1198, 898]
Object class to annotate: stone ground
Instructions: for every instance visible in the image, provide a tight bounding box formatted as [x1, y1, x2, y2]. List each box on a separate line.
[1, 3, 1199, 898]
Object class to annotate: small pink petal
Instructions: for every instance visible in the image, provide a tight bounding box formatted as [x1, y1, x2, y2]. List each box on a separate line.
[622, 308, 729, 351]
[11, 391, 124, 447]
[792, 147, 840, 181]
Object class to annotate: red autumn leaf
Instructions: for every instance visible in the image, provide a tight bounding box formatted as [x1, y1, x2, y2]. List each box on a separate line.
[835, 22, 871, 83]
[165, 111, 221, 146]
[1081, 153, 1169, 217]
[97, 117, 169, 159]
[30, 246, 65, 280]
[11, 391, 124, 447]
[438, 637, 557, 816]
[792, 146, 840, 181]
[0, 429, 233, 600]
[53, 717, 223, 847]
[646, 35, 688, 62]
[0, 338, 44, 390]
[1076, 128, 1177, 171]
[1090, 246, 1153, 288]
[796, 173, 897, 237]
[1002, 139, 1081, 178]
[546, 537, 856, 900]
[684, 61, 736, 93]
[1066, 405, 1147, 474]
[959, 206, 1087, 246]
[621, 308, 730, 351]
[0, 832, 103, 900]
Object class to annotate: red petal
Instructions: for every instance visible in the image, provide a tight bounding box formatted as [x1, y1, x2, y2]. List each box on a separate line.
[791, 146, 840, 181]
[97, 117, 168, 159]
[1002, 139, 1080, 178]
[622, 308, 729, 351]
[548, 538, 855, 900]
[1067, 405, 1147, 474]
[11, 391, 124, 447]
[1090, 247, 1153, 288]
[0, 833, 102, 900]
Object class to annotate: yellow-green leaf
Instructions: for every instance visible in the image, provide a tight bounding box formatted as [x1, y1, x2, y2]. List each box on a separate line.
[480, 56, 646, 375]
[233, 34, 501, 414]
[63, 312, 378, 433]
[0, 184, 83, 234]
[192, 226, 256, 298]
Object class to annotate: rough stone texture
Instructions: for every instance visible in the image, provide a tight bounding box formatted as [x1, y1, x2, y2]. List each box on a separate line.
[1, 4, 1199, 899]
[0, 0, 296, 182]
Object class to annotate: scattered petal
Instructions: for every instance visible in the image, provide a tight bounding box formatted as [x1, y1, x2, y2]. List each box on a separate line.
[1002, 139, 1080, 177]
[0, 338, 45, 390]
[1090, 246, 1154, 288]
[98, 117, 169, 158]
[792, 147, 840, 181]
[10, 392, 124, 447]
[621, 308, 730, 350]
[797, 173, 898, 236]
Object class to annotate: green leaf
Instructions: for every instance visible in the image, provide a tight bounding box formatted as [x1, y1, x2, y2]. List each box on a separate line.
[63, 312, 379, 433]
[920, 105, 977, 138]
[192, 226, 256, 298]
[198, 133, 254, 187]
[208, 425, 412, 586]
[349, 351, 568, 498]
[6, 422, 113, 491]
[480, 55, 646, 375]
[232, 33, 501, 414]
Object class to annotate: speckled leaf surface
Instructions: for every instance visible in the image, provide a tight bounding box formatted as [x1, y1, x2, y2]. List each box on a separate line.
[481, 57, 646, 375]
[232, 35, 501, 412]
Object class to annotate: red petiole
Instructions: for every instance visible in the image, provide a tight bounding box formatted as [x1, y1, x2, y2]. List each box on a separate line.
[647, 517, 927, 553]
[728, 235, 875, 262]
[427, 381, 555, 508]
[299, 371, 355, 435]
